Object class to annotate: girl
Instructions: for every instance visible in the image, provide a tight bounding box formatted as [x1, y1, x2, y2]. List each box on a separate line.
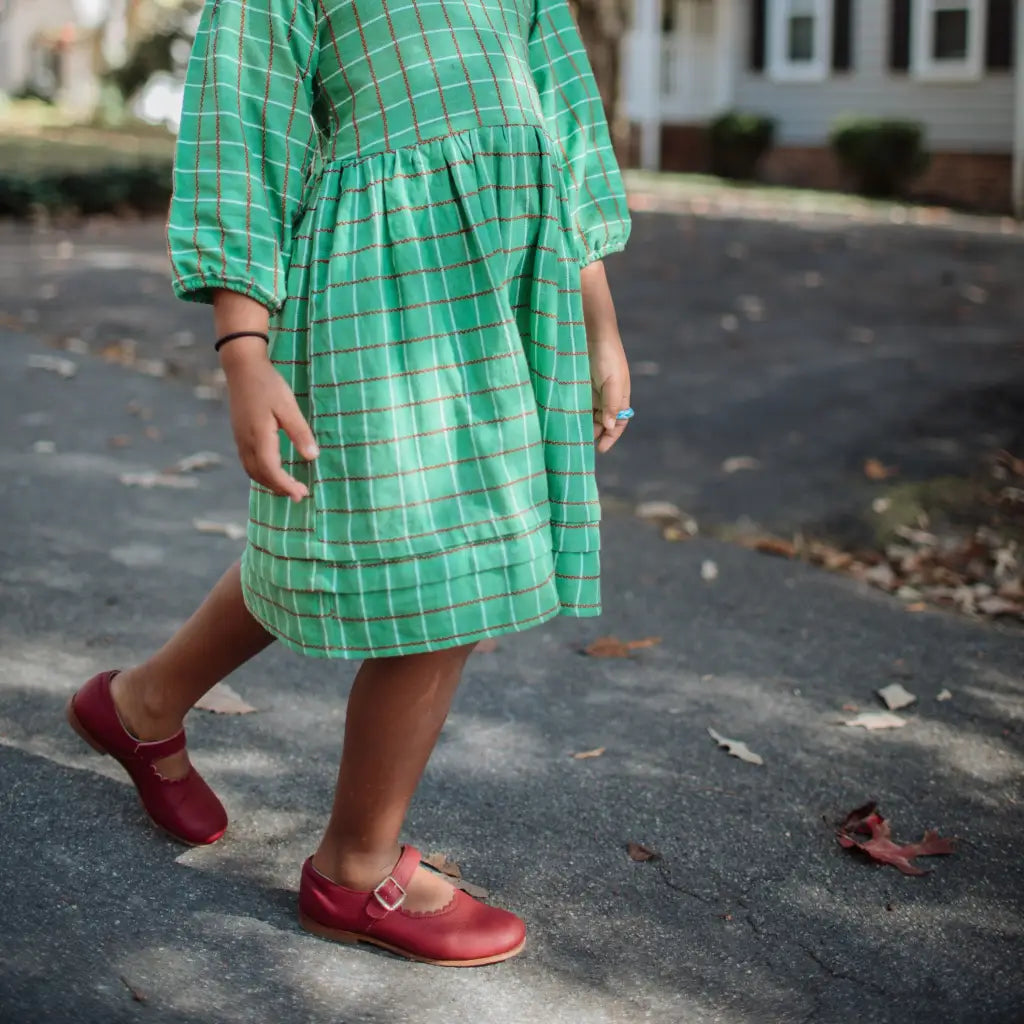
[67, 0, 631, 967]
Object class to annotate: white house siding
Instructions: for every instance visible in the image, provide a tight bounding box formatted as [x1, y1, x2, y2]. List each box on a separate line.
[1, 0, 72, 93]
[730, 0, 1015, 152]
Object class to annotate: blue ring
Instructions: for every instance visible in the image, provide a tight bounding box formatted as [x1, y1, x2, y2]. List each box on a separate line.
[615, 407, 635, 421]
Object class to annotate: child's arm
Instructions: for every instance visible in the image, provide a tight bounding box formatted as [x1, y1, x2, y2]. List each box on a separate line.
[166, 0, 322, 499]
[528, 0, 632, 452]
[581, 261, 630, 454]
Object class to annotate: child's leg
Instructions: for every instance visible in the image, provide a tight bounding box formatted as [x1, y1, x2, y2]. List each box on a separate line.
[109, 560, 273, 777]
[313, 643, 476, 913]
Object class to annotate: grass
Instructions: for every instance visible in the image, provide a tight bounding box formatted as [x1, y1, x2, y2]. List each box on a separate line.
[0, 100, 175, 173]
[623, 168, 1023, 233]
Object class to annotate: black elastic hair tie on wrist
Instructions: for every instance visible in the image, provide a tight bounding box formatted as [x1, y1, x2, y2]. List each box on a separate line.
[214, 330, 270, 352]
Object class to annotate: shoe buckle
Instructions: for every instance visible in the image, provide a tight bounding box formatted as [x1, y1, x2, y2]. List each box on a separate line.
[372, 875, 407, 913]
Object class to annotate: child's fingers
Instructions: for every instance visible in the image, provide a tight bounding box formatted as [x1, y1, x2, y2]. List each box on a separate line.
[277, 397, 320, 462]
[597, 381, 631, 453]
[252, 430, 309, 502]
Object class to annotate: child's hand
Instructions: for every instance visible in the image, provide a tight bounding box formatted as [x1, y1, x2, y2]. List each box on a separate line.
[590, 332, 631, 454]
[580, 261, 631, 453]
[222, 340, 319, 502]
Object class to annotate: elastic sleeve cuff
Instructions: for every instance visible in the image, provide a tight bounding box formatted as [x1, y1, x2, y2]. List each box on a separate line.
[170, 273, 284, 314]
[579, 237, 629, 269]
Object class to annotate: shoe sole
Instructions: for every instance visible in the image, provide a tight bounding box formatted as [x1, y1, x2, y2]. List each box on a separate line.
[298, 911, 526, 967]
[65, 696, 225, 848]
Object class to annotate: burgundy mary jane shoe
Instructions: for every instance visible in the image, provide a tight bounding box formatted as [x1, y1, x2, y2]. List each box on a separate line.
[66, 670, 227, 846]
[299, 845, 526, 967]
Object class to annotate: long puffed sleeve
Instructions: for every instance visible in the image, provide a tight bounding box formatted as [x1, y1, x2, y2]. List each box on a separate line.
[528, 0, 631, 266]
[167, 0, 321, 312]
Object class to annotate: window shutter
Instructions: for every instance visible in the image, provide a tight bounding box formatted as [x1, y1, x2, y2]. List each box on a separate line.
[985, 0, 1015, 69]
[832, 0, 854, 70]
[889, 0, 911, 71]
[750, 0, 767, 72]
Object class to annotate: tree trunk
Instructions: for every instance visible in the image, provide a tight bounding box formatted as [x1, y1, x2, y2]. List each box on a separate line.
[569, 0, 631, 157]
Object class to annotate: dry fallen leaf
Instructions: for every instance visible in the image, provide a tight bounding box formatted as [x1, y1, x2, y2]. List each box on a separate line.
[977, 595, 1023, 617]
[194, 682, 258, 715]
[707, 727, 764, 766]
[936, 688, 953, 702]
[848, 327, 876, 345]
[27, 354, 77, 379]
[135, 359, 168, 378]
[627, 842, 661, 862]
[863, 563, 898, 591]
[701, 560, 719, 582]
[422, 852, 463, 879]
[635, 500, 681, 521]
[635, 501, 699, 542]
[100, 339, 137, 366]
[737, 295, 765, 320]
[584, 636, 661, 658]
[722, 456, 761, 474]
[864, 458, 899, 481]
[119, 472, 199, 490]
[905, 602, 928, 613]
[844, 711, 907, 730]
[747, 536, 797, 559]
[841, 703, 859, 712]
[193, 519, 247, 541]
[171, 451, 223, 474]
[119, 976, 147, 1004]
[451, 878, 489, 899]
[836, 802, 955, 875]
[571, 747, 606, 760]
[876, 683, 917, 711]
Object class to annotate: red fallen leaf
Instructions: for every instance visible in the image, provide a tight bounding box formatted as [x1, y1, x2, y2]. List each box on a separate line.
[836, 802, 955, 876]
[584, 636, 661, 658]
[627, 841, 661, 862]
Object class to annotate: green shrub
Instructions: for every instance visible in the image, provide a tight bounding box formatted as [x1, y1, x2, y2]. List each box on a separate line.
[0, 163, 173, 218]
[830, 118, 929, 198]
[708, 112, 776, 181]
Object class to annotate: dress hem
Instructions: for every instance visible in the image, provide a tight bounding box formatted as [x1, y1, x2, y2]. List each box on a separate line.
[242, 578, 598, 659]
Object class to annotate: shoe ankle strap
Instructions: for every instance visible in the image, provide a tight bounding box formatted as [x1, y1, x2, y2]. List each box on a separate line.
[132, 729, 186, 761]
[366, 845, 420, 920]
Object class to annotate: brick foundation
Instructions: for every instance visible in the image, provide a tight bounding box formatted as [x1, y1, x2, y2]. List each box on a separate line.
[625, 122, 1015, 214]
[762, 146, 1012, 213]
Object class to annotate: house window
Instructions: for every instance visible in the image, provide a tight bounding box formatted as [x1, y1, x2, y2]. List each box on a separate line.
[912, 0, 987, 80]
[768, 0, 834, 81]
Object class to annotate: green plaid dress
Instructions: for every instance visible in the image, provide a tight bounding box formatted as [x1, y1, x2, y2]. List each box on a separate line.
[167, 0, 631, 658]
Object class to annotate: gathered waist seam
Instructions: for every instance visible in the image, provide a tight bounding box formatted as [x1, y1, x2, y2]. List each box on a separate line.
[319, 120, 553, 170]
[294, 120, 562, 230]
